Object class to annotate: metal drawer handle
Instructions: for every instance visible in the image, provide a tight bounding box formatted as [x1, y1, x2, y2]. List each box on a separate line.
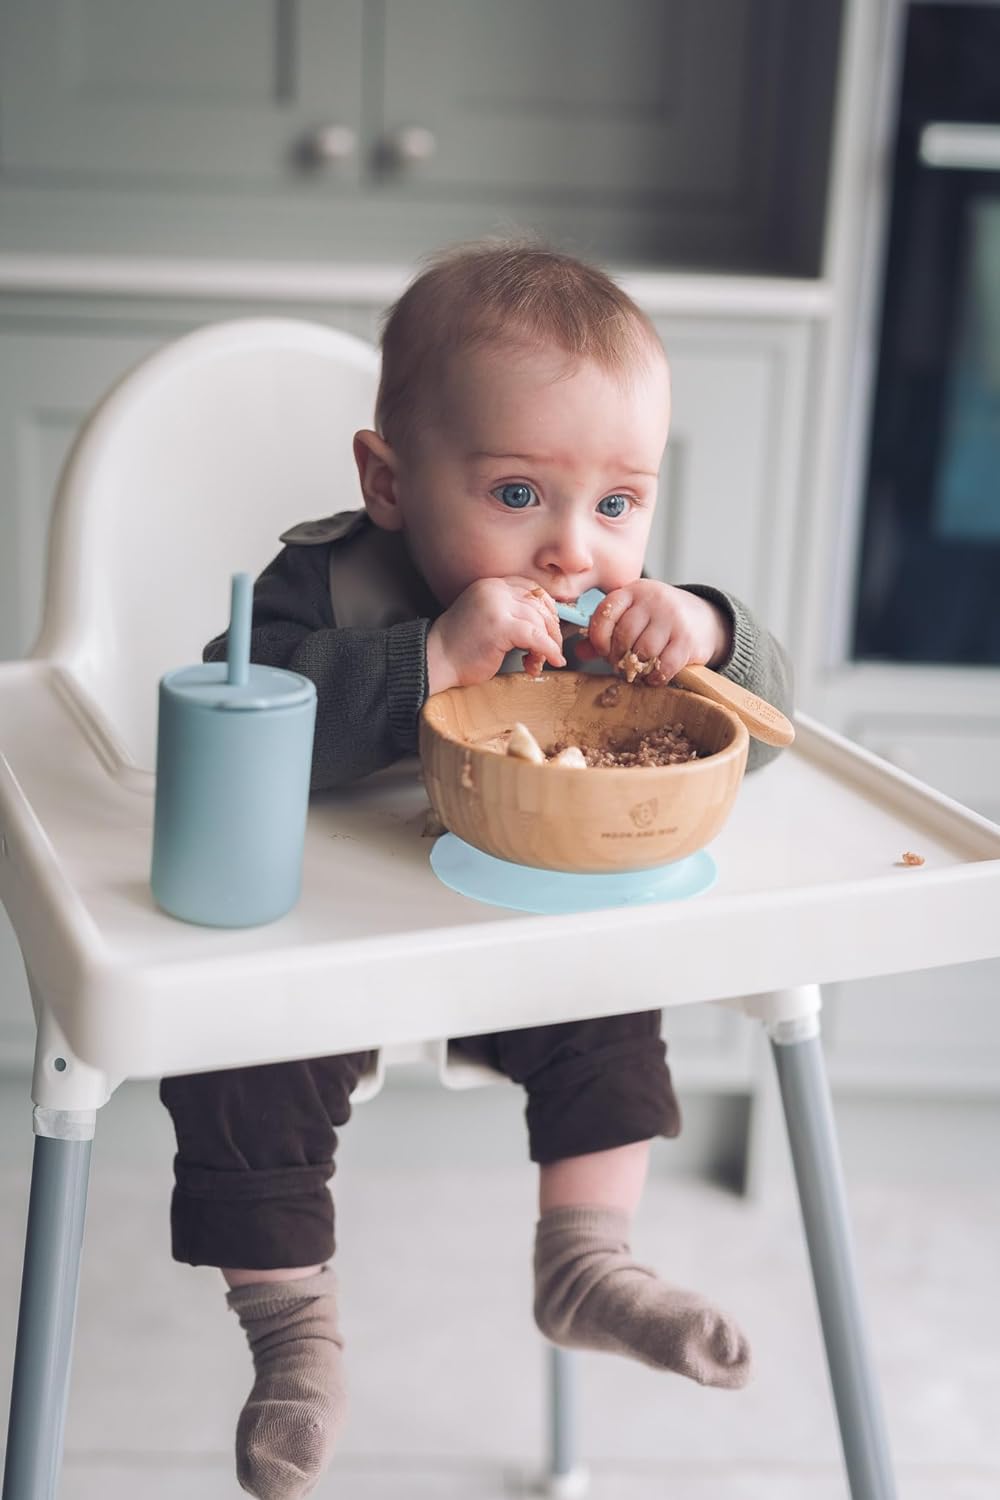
[382, 125, 437, 165]
[306, 124, 358, 165]
[918, 123, 1000, 172]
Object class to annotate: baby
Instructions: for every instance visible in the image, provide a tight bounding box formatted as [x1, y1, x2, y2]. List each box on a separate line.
[161, 241, 793, 1499]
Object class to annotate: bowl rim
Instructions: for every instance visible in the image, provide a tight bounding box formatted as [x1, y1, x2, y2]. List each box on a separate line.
[420, 671, 750, 775]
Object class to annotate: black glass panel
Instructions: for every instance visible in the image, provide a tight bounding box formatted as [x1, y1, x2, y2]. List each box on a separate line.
[853, 4, 1000, 666]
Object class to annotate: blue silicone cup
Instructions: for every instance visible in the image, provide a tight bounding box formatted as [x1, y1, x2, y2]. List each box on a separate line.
[151, 661, 316, 927]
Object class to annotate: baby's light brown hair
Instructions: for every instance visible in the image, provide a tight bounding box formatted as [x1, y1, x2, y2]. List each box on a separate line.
[376, 239, 665, 453]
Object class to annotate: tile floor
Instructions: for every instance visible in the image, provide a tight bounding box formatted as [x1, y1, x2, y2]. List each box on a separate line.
[1, 1070, 998, 1499]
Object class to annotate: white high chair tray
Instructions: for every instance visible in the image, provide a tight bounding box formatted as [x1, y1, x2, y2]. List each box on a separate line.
[2, 659, 999, 1082]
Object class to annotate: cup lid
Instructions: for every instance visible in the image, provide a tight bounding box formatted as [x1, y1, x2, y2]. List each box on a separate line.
[162, 661, 316, 712]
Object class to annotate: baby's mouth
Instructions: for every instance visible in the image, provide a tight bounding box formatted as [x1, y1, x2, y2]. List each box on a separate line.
[543, 580, 591, 604]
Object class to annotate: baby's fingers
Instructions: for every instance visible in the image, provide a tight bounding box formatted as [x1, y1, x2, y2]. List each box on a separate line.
[584, 589, 632, 657]
[511, 605, 565, 668]
[527, 591, 565, 658]
[633, 623, 699, 685]
[525, 583, 560, 628]
[609, 605, 653, 668]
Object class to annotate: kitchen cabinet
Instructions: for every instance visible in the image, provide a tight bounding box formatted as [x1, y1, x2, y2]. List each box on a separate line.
[850, 719, 1000, 829]
[0, 0, 842, 272]
[648, 318, 810, 644]
[0, 1, 365, 187]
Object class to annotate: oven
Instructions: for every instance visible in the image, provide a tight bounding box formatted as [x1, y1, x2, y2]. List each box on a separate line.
[853, 1, 1000, 666]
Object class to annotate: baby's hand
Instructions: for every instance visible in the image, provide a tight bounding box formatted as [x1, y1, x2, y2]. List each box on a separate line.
[579, 580, 731, 684]
[426, 577, 565, 694]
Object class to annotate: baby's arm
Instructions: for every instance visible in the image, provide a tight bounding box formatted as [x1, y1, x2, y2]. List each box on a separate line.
[203, 543, 428, 789]
[675, 584, 793, 773]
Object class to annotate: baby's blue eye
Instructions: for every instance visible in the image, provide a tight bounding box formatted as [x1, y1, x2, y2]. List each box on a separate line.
[597, 494, 630, 518]
[494, 482, 537, 509]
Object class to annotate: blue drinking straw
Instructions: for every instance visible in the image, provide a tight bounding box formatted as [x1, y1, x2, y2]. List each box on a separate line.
[227, 572, 252, 686]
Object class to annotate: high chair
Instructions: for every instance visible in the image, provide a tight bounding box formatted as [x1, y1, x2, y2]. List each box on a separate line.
[3, 319, 1000, 1500]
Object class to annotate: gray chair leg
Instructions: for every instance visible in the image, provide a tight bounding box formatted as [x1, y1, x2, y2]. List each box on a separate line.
[543, 1345, 589, 1497]
[770, 1014, 897, 1500]
[2, 1107, 95, 1500]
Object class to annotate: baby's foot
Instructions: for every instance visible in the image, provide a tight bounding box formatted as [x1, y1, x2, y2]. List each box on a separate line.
[227, 1268, 346, 1498]
[533, 1206, 751, 1389]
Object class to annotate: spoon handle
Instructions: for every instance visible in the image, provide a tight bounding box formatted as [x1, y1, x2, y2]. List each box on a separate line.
[672, 664, 795, 747]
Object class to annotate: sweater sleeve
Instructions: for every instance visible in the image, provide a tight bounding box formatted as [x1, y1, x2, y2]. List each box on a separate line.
[679, 584, 794, 773]
[204, 542, 429, 789]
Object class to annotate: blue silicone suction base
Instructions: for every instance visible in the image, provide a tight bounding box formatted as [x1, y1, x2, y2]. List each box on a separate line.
[430, 833, 716, 915]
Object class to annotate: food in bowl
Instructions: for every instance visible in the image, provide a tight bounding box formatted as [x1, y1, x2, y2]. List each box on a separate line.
[503, 719, 699, 768]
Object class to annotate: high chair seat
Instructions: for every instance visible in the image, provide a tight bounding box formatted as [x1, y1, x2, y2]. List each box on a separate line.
[3, 318, 1000, 1500]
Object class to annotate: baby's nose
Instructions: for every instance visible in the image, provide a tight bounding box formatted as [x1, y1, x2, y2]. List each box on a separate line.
[538, 525, 592, 577]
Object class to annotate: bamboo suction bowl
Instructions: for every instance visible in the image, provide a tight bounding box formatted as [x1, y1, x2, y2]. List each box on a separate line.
[420, 672, 749, 874]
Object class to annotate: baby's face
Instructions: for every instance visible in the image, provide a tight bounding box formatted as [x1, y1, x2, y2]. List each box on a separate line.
[391, 342, 670, 607]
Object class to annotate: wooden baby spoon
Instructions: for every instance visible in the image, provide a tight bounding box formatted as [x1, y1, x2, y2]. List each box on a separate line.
[671, 663, 795, 747]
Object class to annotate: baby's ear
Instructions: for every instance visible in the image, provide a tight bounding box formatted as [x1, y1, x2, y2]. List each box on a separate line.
[353, 429, 403, 531]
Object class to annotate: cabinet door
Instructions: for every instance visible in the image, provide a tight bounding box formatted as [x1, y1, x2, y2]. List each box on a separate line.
[0, 0, 363, 186]
[382, 0, 766, 197]
[376, 0, 838, 273]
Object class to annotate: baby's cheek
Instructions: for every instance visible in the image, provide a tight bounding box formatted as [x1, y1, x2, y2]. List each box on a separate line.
[602, 557, 645, 593]
[453, 537, 514, 593]
[434, 551, 488, 606]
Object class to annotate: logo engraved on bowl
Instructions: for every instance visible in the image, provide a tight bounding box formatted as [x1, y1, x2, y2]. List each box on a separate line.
[629, 798, 658, 829]
[601, 826, 679, 840]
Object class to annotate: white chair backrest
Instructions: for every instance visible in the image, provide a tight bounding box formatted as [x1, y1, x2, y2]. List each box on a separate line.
[32, 319, 380, 775]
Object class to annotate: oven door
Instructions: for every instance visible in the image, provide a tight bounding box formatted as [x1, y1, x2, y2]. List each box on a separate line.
[853, 3, 1000, 667]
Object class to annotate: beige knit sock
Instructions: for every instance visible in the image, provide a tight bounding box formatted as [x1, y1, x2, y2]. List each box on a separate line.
[534, 1206, 751, 1389]
[226, 1267, 347, 1499]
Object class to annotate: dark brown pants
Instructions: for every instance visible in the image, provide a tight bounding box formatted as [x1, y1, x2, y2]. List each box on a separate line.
[160, 1010, 680, 1269]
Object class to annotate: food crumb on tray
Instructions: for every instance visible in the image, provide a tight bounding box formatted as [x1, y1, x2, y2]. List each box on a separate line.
[898, 850, 925, 867]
